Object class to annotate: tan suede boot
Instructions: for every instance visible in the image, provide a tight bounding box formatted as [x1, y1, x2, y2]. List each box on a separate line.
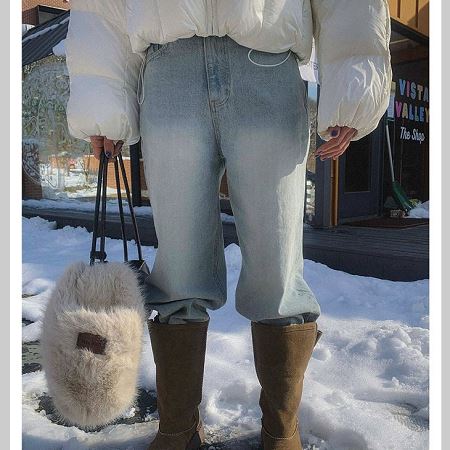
[251, 321, 322, 450]
[148, 319, 208, 450]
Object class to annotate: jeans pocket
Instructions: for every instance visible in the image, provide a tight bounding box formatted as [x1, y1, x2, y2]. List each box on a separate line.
[138, 42, 172, 105]
[146, 42, 171, 64]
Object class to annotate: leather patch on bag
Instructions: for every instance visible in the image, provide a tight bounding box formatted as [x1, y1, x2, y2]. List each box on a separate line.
[76, 332, 107, 355]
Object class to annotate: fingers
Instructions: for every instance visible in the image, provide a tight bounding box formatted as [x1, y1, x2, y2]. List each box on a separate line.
[103, 138, 115, 159]
[113, 140, 124, 157]
[104, 139, 124, 160]
[90, 136, 104, 160]
[318, 129, 354, 158]
[89, 137, 124, 161]
[92, 145, 103, 160]
[317, 126, 355, 153]
[330, 141, 351, 160]
[315, 127, 357, 161]
[328, 126, 341, 140]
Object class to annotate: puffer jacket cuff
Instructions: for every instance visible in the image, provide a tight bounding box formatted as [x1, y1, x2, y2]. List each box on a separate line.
[317, 55, 392, 142]
[66, 75, 141, 146]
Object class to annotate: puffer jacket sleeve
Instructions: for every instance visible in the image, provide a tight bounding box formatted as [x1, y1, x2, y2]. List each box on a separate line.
[65, 0, 142, 145]
[311, 0, 392, 141]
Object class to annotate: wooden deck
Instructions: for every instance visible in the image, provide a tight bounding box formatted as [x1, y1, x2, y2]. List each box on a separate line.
[22, 206, 429, 281]
[302, 223, 428, 281]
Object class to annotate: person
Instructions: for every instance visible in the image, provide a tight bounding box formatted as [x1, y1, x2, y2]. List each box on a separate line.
[65, 1, 392, 449]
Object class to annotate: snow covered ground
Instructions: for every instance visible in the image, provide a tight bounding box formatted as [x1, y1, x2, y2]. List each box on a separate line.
[407, 201, 430, 219]
[23, 198, 154, 216]
[22, 199, 236, 224]
[22, 216, 429, 450]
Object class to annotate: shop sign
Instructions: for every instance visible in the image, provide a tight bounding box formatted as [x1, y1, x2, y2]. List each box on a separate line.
[392, 78, 429, 145]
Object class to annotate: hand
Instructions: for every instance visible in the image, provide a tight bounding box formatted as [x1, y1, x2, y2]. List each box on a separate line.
[314, 126, 357, 161]
[90, 136, 124, 161]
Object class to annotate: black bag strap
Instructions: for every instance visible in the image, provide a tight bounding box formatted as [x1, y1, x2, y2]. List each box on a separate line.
[90, 152, 143, 266]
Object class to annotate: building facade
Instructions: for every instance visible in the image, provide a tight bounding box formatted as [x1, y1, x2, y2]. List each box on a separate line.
[23, 0, 69, 26]
[305, 0, 430, 227]
[22, 1, 429, 225]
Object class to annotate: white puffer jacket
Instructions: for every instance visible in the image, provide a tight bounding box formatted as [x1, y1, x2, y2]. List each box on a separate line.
[65, 0, 392, 145]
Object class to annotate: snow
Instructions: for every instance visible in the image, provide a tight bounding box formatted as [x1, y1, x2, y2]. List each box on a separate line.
[408, 201, 429, 219]
[22, 198, 236, 223]
[22, 24, 35, 35]
[22, 17, 69, 44]
[52, 39, 66, 57]
[22, 216, 429, 449]
[22, 320, 42, 343]
[23, 199, 152, 216]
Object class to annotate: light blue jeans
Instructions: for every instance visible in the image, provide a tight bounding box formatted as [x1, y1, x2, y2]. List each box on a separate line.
[140, 35, 321, 325]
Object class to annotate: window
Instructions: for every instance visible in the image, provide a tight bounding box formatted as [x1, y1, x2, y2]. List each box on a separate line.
[386, 25, 429, 202]
[22, 56, 132, 201]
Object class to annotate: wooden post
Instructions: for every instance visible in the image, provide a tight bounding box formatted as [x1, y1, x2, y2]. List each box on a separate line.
[331, 159, 339, 226]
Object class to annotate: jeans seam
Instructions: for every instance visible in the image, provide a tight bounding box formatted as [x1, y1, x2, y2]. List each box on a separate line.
[211, 39, 231, 108]
[210, 110, 226, 161]
[211, 91, 230, 108]
[203, 39, 227, 162]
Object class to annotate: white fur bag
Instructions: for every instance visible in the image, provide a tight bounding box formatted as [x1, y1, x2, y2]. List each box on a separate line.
[41, 261, 146, 428]
[41, 153, 149, 428]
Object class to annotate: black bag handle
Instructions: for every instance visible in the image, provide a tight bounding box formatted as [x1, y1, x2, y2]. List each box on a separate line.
[90, 152, 143, 266]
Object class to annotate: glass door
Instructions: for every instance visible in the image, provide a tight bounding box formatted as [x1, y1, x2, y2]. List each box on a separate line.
[337, 123, 383, 221]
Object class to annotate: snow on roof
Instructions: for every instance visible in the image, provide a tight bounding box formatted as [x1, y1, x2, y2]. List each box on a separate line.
[52, 39, 66, 57]
[22, 24, 35, 36]
[22, 11, 70, 67]
[22, 16, 69, 44]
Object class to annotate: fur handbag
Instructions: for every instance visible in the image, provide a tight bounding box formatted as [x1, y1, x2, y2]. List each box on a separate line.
[41, 153, 150, 428]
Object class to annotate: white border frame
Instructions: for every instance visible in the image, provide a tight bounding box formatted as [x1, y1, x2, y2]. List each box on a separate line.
[10, 0, 23, 448]
[429, 0, 442, 449]
[10, 1, 443, 449]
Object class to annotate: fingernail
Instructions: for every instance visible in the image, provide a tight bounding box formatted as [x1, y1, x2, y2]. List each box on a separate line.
[331, 130, 338, 137]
